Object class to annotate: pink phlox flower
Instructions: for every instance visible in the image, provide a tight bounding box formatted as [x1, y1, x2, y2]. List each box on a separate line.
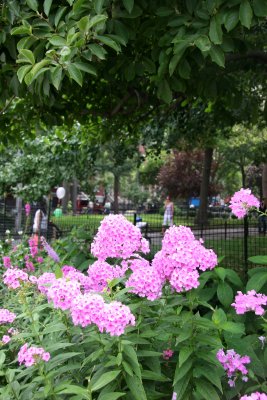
[125, 265, 163, 300]
[217, 349, 250, 385]
[91, 214, 150, 260]
[232, 290, 267, 316]
[172, 393, 177, 400]
[24, 203, 31, 217]
[1, 335, 11, 344]
[100, 301, 135, 336]
[240, 393, 267, 400]
[70, 293, 105, 327]
[37, 272, 56, 295]
[28, 237, 38, 258]
[87, 260, 125, 292]
[229, 188, 260, 219]
[121, 257, 150, 272]
[25, 260, 35, 272]
[18, 343, 50, 367]
[62, 266, 93, 293]
[47, 278, 81, 310]
[0, 309, 16, 324]
[2, 256, 11, 269]
[163, 349, 174, 360]
[3, 268, 29, 289]
[37, 257, 44, 264]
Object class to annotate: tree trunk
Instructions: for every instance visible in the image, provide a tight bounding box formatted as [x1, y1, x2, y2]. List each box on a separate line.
[113, 174, 120, 214]
[241, 165, 246, 187]
[262, 163, 267, 199]
[71, 178, 78, 214]
[196, 148, 214, 226]
[62, 181, 70, 214]
[15, 196, 22, 232]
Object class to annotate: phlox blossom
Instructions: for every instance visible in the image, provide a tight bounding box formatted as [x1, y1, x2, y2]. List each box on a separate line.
[28, 237, 38, 258]
[37, 272, 56, 295]
[62, 266, 93, 292]
[240, 393, 267, 400]
[2, 256, 11, 268]
[18, 343, 50, 367]
[47, 278, 81, 310]
[163, 349, 174, 360]
[1, 335, 11, 344]
[70, 293, 105, 327]
[100, 301, 135, 336]
[87, 260, 125, 292]
[232, 290, 267, 316]
[125, 265, 163, 300]
[91, 214, 149, 260]
[0, 309, 16, 324]
[217, 348, 250, 386]
[229, 188, 260, 219]
[40, 237, 60, 262]
[3, 268, 29, 289]
[24, 203, 31, 217]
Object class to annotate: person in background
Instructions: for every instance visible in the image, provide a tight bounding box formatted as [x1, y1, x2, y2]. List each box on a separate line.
[162, 196, 174, 234]
[33, 199, 48, 237]
[258, 198, 266, 235]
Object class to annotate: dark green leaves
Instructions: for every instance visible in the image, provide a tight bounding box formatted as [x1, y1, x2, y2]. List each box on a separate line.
[252, 0, 267, 16]
[91, 370, 121, 392]
[239, 0, 253, 28]
[67, 64, 83, 86]
[209, 45, 225, 67]
[44, 0, 53, 16]
[209, 15, 223, 44]
[157, 79, 172, 104]
[122, 0, 134, 14]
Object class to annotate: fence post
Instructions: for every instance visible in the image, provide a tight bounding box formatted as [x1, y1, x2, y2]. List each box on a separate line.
[243, 216, 249, 280]
[134, 213, 137, 226]
[224, 220, 227, 240]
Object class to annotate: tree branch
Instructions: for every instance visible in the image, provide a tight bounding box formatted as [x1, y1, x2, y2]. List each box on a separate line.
[226, 51, 267, 64]
[0, 95, 15, 116]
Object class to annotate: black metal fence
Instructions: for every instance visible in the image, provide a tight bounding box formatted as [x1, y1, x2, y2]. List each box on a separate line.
[0, 200, 266, 273]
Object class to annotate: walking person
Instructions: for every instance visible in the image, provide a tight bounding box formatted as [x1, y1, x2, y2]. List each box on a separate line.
[162, 196, 174, 234]
[33, 199, 48, 237]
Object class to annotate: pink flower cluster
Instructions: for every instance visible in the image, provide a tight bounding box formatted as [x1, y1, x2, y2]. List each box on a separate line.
[91, 214, 149, 260]
[152, 226, 217, 293]
[47, 278, 81, 310]
[87, 261, 125, 292]
[217, 349, 250, 387]
[232, 290, 267, 316]
[24, 203, 31, 217]
[18, 343, 50, 367]
[163, 349, 174, 360]
[125, 259, 163, 300]
[62, 266, 93, 292]
[0, 308, 16, 324]
[28, 237, 38, 258]
[70, 293, 135, 336]
[240, 393, 267, 400]
[1, 335, 11, 344]
[2, 256, 11, 268]
[229, 188, 260, 219]
[3, 268, 29, 289]
[37, 272, 56, 295]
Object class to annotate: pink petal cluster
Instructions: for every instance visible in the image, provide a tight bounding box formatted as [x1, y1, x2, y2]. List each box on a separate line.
[37, 272, 56, 295]
[0, 308, 16, 324]
[28, 237, 38, 258]
[229, 188, 260, 219]
[217, 349, 250, 386]
[18, 343, 50, 367]
[152, 226, 217, 292]
[24, 203, 31, 217]
[232, 290, 267, 316]
[163, 349, 174, 360]
[1, 335, 11, 344]
[62, 266, 93, 292]
[47, 278, 81, 310]
[2, 256, 11, 268]
[87, 261, 125, 292]
[240, 393, 267, 400]
[91, 214, 149, 260]
[125, 263, 163, 300]
[70, 293, 135, 336]
[3, 268, 29, 289]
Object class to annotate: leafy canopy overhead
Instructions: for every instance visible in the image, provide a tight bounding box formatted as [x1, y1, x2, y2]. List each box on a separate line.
[1, 0, 267, 106]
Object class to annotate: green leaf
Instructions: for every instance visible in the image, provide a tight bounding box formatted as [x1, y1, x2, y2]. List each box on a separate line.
[224, 9, 239, 32]
[50, 65, 62, 90]
[248, 255, 267, 265]
[124, 375, 147, 400]
[179, 347, 193, 368]
[26, 59, 50, 84]
[252, 0, 267, 16]
[122, 0, 134, 14]
[0, 351, 6, 366]
[193, 365, 222, 393]
[217, 281, 233, 308]
[98, 393, 125, 400]
[26, 0, 38, 11]
[74, 62, 97, 76]
[44, 0, 52, 16]
[17, 65, 32, 83]
[142, 370, 170, 381]
[169, 51, 185, 76]
[173, 372, 191, 400]
[215, 267, 226, 281]
[123, 345, 141, 379]
[157, 79, 172, 104]
[178, 59, 191, 79]
[212, 308, 227, 325]
[54, 7, 67, 27]
[91, 370, 121, 392]
[246, 271, 267, 291]
[174, 357, 193, 385]
[67, 64, 83, 86]
[11, 26, 31, 35]
[49, 36, 66, 47]
[195, 378, 220, 400]
[209, 45, 225, 67]
[43, 322, 66, 334]
[88, 44, 107, 60]
[195, 35, 211, 52]
[225, 269, 243, 287]
[221, 321, 245, 335]
[209, 15, 223, 44]
[56, 385, 90, 399]
[94, 0, 105, 14]
[88, 15, 107, 30]
[239, 0, 253, 29]
[122, 361, 134, 376]
[18, 49, 35, 64]
[96, 35, 121, 52]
